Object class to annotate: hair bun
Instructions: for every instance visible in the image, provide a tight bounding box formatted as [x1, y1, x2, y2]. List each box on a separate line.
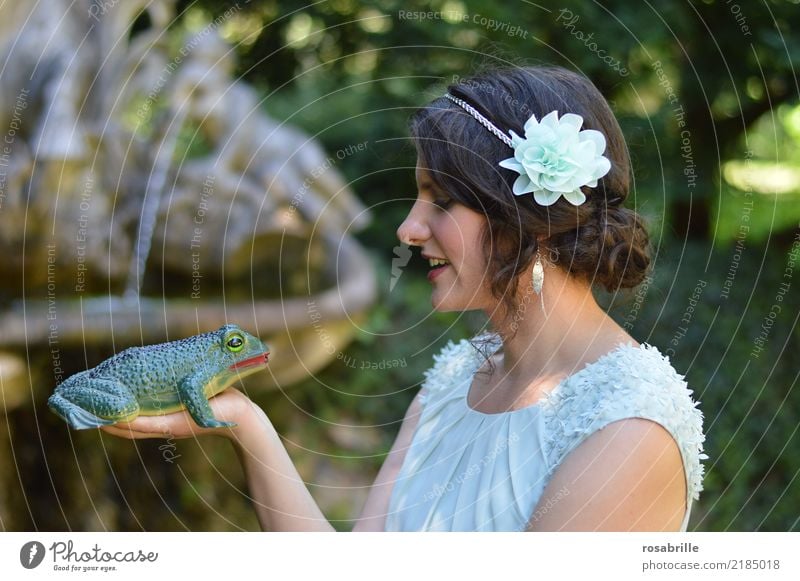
[552, 203, 651, 292]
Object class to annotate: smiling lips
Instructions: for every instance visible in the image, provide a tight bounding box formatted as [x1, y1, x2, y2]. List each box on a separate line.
[229, 351, 270, 370]
[426, 261, 450, 281]
[427, 265, 449, 281]
[423, 253, 451, 282]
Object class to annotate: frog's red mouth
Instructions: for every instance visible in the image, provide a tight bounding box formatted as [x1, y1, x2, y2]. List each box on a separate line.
[230, 351, 269, 370]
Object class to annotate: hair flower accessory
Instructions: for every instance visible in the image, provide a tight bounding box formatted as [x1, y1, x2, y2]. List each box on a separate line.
[498, 111, 611, 206]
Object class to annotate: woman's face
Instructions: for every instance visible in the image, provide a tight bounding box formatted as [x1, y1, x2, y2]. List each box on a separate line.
[396, 165, 495, 312]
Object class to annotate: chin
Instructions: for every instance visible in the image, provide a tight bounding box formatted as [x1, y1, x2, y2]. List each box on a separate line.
[431, 301, 457, 312]
[430, 291, 480, 313]
[430, 292, 457, 312]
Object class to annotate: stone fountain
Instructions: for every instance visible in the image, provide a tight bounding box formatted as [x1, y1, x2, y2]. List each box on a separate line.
[0, 0, 375, 410]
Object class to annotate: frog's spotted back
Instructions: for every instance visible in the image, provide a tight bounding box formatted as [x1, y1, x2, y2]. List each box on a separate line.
[48, 324, 270, 430]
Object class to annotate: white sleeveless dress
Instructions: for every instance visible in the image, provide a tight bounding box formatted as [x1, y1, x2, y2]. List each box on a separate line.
[385, 332, 707, 531]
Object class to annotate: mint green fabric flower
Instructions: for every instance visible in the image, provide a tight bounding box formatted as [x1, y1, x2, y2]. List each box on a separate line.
[499, 111, 612, 206]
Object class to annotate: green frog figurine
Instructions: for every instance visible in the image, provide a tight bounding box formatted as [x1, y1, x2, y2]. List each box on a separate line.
[48, 324, 269, 430]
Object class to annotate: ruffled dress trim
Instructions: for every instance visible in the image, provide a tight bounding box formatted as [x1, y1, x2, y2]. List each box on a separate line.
[386, 332, 707, 531]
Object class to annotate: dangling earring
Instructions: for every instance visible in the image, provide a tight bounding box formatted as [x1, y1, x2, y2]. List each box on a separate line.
[532, 247, 545, 314]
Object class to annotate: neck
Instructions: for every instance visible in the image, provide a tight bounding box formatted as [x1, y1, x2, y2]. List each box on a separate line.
[484, 265, 618, 381]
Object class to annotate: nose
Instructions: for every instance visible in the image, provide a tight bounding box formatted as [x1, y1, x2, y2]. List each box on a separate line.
[396, 200, 431, 246]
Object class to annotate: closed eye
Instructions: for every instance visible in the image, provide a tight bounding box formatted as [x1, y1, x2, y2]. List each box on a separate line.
[433, 198, 453, 210]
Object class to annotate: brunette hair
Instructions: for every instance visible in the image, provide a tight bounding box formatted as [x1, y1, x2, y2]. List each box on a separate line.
[409, 65, 651, 335]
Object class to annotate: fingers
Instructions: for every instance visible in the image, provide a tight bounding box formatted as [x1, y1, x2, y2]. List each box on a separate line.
[100, 414, 195, 439]
[95, 389, 254, 440]
[99, 425, 166, 439]
[119, 417, 178, 434]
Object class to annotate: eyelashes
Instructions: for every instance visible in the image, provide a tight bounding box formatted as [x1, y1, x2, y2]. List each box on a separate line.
[433, 198, 453, 210]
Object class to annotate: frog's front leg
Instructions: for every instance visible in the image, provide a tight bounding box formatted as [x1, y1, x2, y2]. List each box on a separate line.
[48, 375, 140, 430]
[177, 372, 236, 429]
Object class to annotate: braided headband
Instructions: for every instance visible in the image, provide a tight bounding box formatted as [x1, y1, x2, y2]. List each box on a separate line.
[444, 93, 619, 207]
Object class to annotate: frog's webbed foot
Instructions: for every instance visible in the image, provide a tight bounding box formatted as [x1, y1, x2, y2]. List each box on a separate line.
[48, 393, 116, 429]
[48, 377, 140, 430]
[178, 375, 236, 429]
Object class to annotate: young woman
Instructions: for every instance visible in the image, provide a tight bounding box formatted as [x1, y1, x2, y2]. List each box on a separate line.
[102, 65, 706, 532]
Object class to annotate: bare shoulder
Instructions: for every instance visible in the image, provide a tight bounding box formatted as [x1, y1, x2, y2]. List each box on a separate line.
[527, 417, 686, 531]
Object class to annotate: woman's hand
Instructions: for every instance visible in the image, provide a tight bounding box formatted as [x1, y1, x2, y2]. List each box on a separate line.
[99, 387, 253, 441]
[101, 385, 335, 531]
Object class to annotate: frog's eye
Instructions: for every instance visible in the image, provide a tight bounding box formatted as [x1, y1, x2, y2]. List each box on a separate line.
[226, 334, 244, 352]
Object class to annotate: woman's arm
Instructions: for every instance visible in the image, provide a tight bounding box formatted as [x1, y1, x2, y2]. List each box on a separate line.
[232, 390, 424, 531]
[230, 399, 335, 531]
[101, 387, 424, 532]
[526, 418, 687, 531]
[102, 389, 335, 531]
[351, 391, 424, 531]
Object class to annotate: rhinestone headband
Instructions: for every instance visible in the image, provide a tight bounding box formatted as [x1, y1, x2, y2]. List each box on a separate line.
[443, 92, 616, 207]
[443, 93, 513, 147]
